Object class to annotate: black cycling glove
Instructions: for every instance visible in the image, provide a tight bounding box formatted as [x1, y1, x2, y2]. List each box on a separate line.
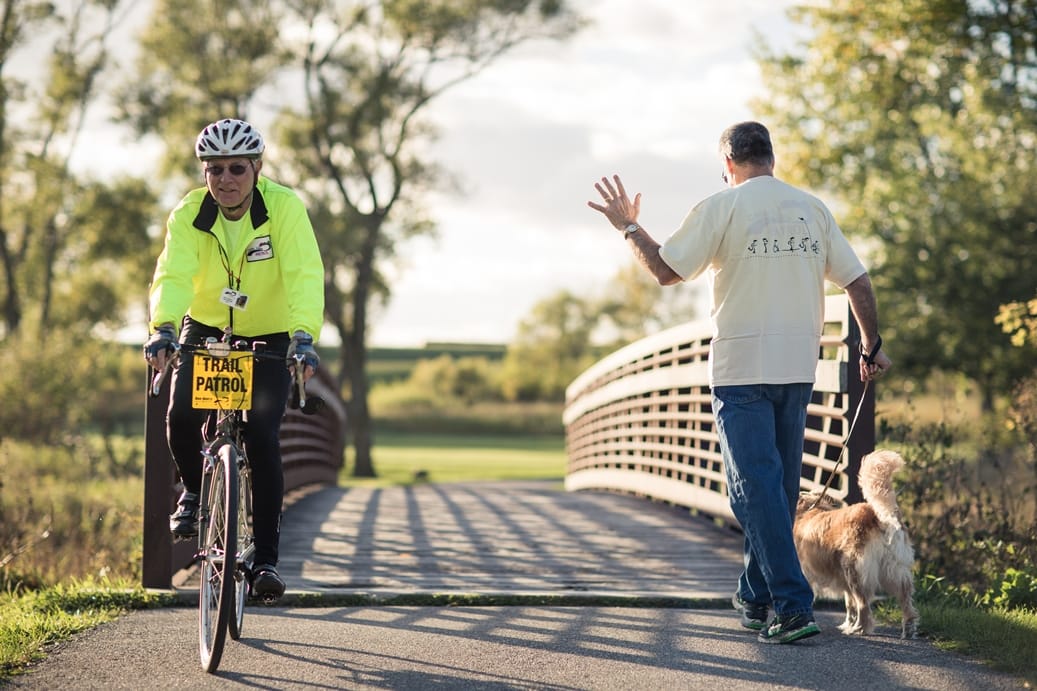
[143, 324, 177, 361]
[286, 331, 319, 372]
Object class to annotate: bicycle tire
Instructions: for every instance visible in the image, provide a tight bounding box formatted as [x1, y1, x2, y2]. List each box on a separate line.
[198, 442, 238, 673]
[229, 448, 253, 641]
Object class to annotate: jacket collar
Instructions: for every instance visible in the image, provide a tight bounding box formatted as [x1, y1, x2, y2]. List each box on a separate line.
[192, 183, 270, 232]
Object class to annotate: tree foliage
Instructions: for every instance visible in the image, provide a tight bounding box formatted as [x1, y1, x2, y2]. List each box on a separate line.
[754, 0, 1037, 409]
[998, 293, 1037, 348]
[595, 262, 700, 348]
[0, 0, 157, 342]
[114, 0, 285, 180]
[500, 262, 700, 402]
[500, 290, 599, 401]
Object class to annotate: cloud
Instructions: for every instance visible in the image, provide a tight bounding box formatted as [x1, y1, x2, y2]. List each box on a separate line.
[368, 0, 801, 345]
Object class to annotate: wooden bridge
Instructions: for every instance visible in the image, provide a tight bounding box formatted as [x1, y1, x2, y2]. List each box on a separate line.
[563, 293, 873, 526]
[140, 295, 871, 591]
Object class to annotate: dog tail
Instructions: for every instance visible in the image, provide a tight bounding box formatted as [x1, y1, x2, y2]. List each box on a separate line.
[859, 449, 906, 530]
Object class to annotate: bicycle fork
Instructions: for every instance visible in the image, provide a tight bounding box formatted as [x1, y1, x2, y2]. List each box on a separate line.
[195, 448, 221, 567]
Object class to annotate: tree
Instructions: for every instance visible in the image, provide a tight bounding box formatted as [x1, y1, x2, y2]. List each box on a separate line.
[115, 0, 285, 180]
[0, 0, 155, 340]
[500, 290, 599, 402]
[271, 0, 581, 476]
[595, 261, 701, 348]
[753, 0, 1037, 409]
[0, 0, 160, 443]
[500, 262, 700, 402]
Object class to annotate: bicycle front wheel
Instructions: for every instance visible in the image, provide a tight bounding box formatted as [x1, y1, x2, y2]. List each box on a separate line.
[229, 449, 253, 641]
[198, 442, 238, 673]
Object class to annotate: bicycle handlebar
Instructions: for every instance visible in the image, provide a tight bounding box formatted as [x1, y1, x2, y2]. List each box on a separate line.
[149, 338, 321, 415]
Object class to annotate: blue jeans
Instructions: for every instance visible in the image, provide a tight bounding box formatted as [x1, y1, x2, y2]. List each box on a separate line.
[712, 383, 815, 619]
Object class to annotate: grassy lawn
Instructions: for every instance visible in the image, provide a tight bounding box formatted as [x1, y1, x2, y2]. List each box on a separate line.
[340, 432, 567, 487]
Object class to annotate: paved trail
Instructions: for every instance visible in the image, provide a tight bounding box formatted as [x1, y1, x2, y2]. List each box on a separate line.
[7, 481, 1026, 689]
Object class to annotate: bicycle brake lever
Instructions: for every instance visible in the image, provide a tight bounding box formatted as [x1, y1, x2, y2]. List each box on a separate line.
[291, 353, 307, 410]
[149, 343, 181, 396]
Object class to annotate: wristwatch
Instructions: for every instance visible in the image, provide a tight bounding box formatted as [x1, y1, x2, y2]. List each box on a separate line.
[622, 223, 640, 236]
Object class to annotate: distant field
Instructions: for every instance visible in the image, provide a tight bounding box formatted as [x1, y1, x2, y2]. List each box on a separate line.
[364, 342, 507, 385]
[340, 432, 566, 487]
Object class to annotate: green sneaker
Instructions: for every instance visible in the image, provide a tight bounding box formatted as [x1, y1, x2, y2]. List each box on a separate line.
[731, 594, 768, 631]
[758, 614, 820, 644]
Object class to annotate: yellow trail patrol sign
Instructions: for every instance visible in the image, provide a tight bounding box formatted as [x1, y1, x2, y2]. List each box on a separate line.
[192, 352, 253, 410]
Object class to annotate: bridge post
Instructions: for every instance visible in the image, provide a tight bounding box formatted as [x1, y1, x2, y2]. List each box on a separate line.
[142, 370, 175, 589]
[843, 315, 876, 505]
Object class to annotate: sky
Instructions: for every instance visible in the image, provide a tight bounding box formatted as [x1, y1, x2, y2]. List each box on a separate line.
[49, 0, 803, 347]
[369, 0, 801, 346]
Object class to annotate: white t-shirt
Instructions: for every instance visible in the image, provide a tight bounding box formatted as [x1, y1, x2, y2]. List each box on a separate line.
[659, 176, 865, 386]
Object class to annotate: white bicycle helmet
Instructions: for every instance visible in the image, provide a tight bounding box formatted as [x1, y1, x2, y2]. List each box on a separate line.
[195, 118, 265, 160]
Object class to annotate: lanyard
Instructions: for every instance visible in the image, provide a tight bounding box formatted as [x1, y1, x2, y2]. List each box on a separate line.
[215, 235, 248, 334]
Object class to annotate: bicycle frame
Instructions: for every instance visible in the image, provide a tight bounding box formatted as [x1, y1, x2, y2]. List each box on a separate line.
[152, 337, 269, 673]
[149, 335, 314, 674]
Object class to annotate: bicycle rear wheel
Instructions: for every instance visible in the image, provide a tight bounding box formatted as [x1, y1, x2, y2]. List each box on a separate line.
[229, 451, 253, 640]
[198, 442, 238, 673]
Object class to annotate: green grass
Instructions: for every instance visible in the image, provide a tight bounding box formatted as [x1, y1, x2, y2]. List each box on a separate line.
[0, 579, 176, 678]
[913, 602, 1037, 684]
[341, 432, 566, 486]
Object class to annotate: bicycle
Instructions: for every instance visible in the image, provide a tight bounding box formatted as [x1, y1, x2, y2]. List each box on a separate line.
[150, 335, 321, 673]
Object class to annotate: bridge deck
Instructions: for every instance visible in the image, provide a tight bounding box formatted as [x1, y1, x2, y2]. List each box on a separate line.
[185, 480, 746, 600]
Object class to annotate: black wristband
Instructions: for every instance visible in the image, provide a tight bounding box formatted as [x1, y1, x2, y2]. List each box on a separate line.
[860, 335, 883, 365]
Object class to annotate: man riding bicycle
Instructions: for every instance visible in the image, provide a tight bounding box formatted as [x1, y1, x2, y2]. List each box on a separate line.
[143, 118, 325, 601]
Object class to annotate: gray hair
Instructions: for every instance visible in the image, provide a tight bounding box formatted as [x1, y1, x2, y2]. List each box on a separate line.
[718, 121, 774, 166]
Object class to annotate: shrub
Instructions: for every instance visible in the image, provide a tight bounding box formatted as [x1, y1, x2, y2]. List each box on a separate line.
[0, 439, 143, 586]
[885, 381, 1037, 610]
[986, 569, 1037, 612]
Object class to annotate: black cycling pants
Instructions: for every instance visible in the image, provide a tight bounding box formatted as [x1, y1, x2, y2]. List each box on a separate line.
[166, 318, 290, 567]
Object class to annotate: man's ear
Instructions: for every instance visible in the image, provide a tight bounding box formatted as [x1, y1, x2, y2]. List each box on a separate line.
[254, 159, 263, 176]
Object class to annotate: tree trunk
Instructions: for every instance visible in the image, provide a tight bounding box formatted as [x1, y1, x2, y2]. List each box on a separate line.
[0, 227, 21, 334]
[345, 335, 375, 477]
[345, 221, 380, 478]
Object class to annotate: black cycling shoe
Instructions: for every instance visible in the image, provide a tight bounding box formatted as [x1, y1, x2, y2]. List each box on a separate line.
[169, 491, 199, 540]
[252, 564, 286, 602]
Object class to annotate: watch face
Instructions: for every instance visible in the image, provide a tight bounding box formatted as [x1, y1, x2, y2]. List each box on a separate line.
[625, 224, 639, 233]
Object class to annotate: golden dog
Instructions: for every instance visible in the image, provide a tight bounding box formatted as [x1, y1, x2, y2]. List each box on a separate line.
[794, 449, 919, 638]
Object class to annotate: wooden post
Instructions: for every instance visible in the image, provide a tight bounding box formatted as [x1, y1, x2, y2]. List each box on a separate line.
[844, 311, 876, 505]
[142, 370, 174, 589]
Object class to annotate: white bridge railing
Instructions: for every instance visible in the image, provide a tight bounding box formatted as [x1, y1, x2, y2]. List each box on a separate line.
[563, 294, 874, 525]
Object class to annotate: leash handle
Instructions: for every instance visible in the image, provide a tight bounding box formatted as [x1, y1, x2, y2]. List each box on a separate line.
[860, 335, 883, 365]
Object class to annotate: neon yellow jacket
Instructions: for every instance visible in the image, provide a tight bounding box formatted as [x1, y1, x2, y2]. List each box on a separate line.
[149, 177, 324, 339]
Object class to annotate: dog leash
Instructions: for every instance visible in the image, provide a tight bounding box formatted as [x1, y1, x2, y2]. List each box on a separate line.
[806, 378, 872, 511]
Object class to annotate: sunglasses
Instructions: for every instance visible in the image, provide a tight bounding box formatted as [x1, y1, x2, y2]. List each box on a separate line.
[205, 163, 251, 177]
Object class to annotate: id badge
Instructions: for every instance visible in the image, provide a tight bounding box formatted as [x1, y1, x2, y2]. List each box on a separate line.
[219, 287, 249, 310]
